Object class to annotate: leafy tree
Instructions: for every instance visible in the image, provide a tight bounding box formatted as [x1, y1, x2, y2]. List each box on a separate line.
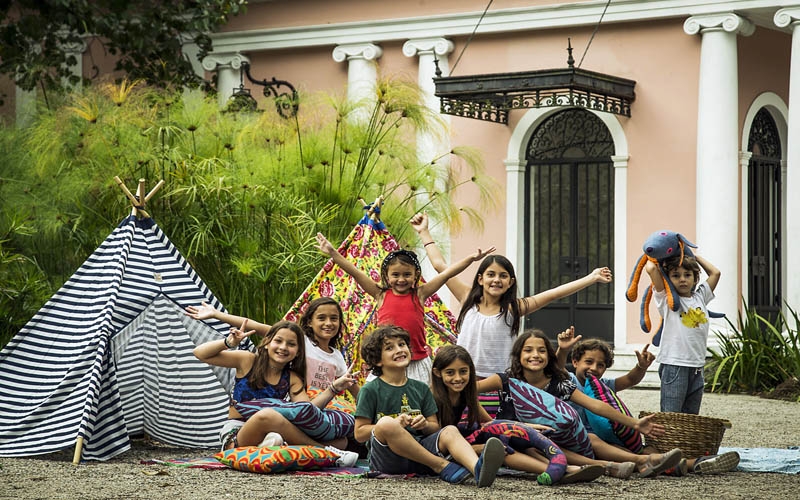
[0, 0, 246, 105]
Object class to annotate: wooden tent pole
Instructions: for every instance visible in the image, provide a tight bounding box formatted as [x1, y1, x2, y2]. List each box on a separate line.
[114, 176, 140, 217]
[72, 436, 84, 465]
[143, 179, 165, 203]
[114, 176, 160, 218]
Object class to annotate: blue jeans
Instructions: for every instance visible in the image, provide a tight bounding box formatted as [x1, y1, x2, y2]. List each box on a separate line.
[658, 363, 704, 414]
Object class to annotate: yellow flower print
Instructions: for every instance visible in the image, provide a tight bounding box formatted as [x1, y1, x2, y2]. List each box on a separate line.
[681, 307, 708, 328]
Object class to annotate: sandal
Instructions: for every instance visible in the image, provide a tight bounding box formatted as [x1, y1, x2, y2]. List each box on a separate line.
[639, 448, 682, 478]
[604, 461, 636, 479]
[559, 464, 605, 484]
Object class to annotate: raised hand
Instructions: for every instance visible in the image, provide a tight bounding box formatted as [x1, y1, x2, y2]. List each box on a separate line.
[333, 362, 357, 393]
[185, 302, 218, 320]
[315, 232, 336, 256]
[226, 318, 256, 348]
[410, 212, 429, 233]
[557, 326, 582, 351]
[472, 246, 496, 262]
[635, 344, 655, 370]
[591, 267, 613, 283]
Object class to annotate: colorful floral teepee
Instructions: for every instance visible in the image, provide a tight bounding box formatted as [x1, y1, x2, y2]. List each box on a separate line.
[283, 202, 458, 381]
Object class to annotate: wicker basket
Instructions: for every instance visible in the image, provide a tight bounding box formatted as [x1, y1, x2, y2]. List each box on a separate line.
[638, 411, 732, 459]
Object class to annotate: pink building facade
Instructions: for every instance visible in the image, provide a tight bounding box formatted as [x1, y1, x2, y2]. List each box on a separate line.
[6, 1, 798, 379]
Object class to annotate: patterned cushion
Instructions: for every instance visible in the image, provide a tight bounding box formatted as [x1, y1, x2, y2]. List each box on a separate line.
[306, 387, 357, 414]
[215, 445, 339, 473]
[583, 375, 645, 453]
[506, 377, 594, 457]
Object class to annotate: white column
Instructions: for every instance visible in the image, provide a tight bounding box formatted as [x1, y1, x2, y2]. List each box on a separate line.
[332, 43, 382, 116]
[403, 38, 455, 303]
[505, 158, 527, 328]
[611, 155, 629, 348]
[775, 8, 800, 313]
[684, 13, 754, 329]
[201, 52, 249, 109]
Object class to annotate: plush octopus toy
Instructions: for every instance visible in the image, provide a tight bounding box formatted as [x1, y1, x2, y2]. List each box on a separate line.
[625, 230, 722, 346]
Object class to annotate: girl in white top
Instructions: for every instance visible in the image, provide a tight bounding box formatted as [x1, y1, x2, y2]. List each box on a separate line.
[411, 213, 612, 378]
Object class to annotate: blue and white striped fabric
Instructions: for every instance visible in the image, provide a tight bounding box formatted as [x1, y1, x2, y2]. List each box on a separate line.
[0, 216, 234, 461]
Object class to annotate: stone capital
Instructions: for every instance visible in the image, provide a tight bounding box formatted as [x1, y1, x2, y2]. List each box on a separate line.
[332, 43, 382, 63]
[684, 13, 755, 37]
[201, 52, 249, 72]
[775, 8, 800, 29]
[402, 38, 454, 58]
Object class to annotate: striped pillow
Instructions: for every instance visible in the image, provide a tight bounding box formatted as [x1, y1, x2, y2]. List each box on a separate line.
[583, 375, 644, 453]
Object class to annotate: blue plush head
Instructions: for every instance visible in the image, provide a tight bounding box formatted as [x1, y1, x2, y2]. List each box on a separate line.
[642, 230, 696, 263]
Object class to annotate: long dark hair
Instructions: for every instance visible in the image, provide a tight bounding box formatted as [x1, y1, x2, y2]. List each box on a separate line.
[298, 297, 346, 349]
[249, 321, 306, 395]
[431, 345, 480, 430]
[456, 255, 521, 337]
[508, 329, 567, 383]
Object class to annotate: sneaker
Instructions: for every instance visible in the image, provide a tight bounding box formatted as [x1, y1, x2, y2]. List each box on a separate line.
[474, 437, 505, 487]
[439, 461, 471, 484]
[664, 458, 689, 477]
[604, 461, 636, 479]
[257, 432, 284, 448]
[325, 445, 359, 467]
[693, 451, 740, 474]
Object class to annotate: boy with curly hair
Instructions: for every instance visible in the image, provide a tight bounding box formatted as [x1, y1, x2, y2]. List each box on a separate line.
[354, 325, 504, 486]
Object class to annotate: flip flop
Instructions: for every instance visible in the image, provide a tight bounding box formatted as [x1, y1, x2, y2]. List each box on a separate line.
[559, 464, 605, 484]
[639, 448, 683, 478]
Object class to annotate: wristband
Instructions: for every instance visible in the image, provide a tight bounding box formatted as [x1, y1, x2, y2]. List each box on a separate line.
[423, 241, 435, 247]
[223, 336, 235, 349]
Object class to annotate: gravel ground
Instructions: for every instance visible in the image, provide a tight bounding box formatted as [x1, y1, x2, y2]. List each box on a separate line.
[2, 389, 799, 500]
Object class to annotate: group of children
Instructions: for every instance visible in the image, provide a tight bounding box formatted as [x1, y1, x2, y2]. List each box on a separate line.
[188, 212, 739, 486]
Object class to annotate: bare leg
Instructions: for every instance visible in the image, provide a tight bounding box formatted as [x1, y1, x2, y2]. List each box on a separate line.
[372, 417, 450, 474]
[436, 425, 480, 472]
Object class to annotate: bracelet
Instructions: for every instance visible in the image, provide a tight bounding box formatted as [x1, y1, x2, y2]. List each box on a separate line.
[423, 241, 435, 247]
[330, 382, 340, 394]
[636, 362, 646, 370]
[223, 336, 235, 349]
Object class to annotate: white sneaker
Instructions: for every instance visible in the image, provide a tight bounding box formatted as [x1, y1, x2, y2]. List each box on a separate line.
[325, 445, 359, 467]
[257, 432, 284, 448]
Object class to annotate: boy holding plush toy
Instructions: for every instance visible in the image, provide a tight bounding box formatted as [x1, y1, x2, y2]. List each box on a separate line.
[644, 253, 720, 415]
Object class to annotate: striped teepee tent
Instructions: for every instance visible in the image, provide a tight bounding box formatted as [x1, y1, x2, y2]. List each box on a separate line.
[0, 179, 234, 462]
[283, 199, 459, 380]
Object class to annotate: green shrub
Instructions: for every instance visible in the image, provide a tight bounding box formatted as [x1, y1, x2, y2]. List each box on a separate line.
[706, 301, 800, 394]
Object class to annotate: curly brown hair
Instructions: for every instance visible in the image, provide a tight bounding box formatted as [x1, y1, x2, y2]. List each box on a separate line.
[360, 325, 410, 377]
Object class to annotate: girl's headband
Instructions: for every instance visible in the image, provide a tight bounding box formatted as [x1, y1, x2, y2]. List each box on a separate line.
[381, 249, 421, 274]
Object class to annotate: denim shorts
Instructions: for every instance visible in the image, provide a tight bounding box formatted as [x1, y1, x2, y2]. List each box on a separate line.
[368, 428, 443, 475]
[658, 363, 704, 414]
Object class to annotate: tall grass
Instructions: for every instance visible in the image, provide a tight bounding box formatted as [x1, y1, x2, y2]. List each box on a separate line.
[0, 78, 499, 346]
[706, 301, 800, 394]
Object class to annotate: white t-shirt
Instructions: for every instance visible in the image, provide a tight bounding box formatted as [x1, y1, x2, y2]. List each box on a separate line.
[456, 306, 516, 378]
[304, 336, 348, 391]
[654, 280, 715, 368]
